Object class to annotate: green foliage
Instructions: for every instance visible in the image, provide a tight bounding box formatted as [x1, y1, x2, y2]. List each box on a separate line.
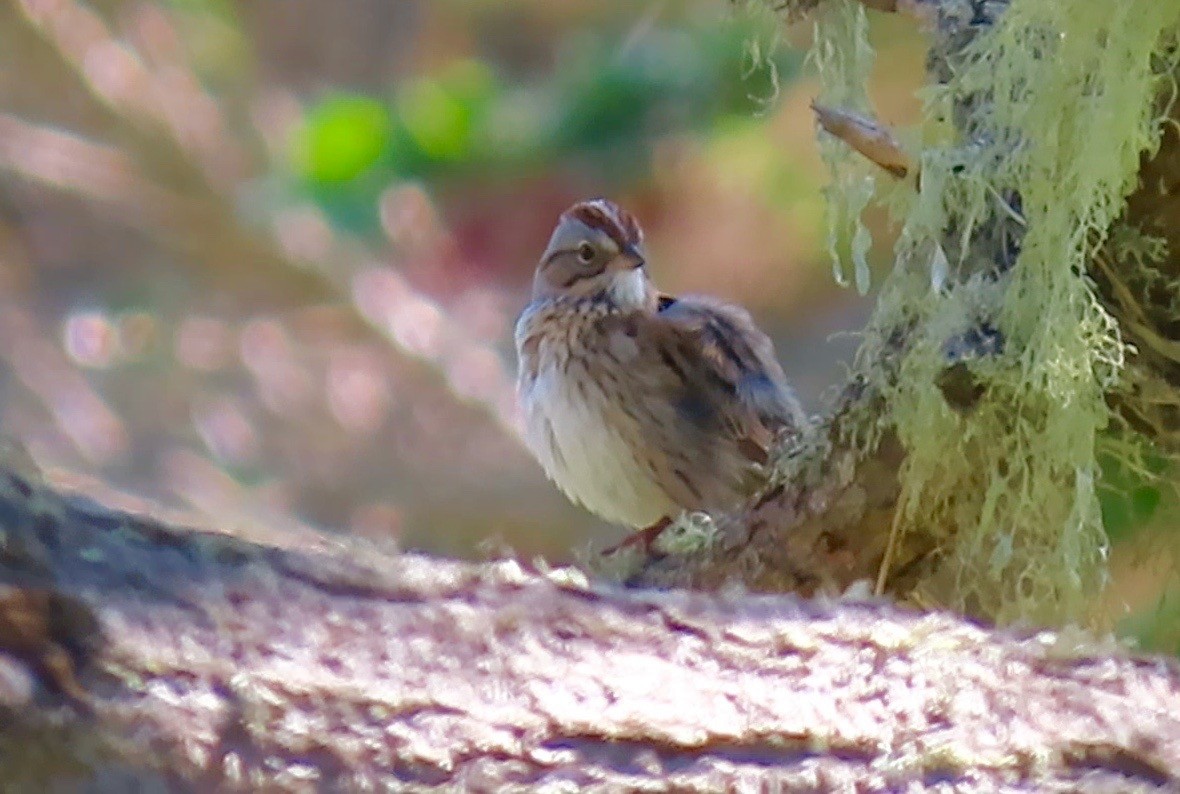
[1098, 448, 1167, 543]
[396, 61, 497, 168]
[553, 21, 793, 156]
[291, 95, 393, 185]
[1120, 586, 1180, 656]
[286, 17, 800, 230]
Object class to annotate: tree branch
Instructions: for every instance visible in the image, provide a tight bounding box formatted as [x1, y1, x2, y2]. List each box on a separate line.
[635, 0, 1180, 614]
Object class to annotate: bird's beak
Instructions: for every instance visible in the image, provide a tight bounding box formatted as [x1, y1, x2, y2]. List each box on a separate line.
[618, 244, 645, 270]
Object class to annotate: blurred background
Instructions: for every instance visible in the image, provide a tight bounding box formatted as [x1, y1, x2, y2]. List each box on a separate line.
[0, 0, 1173, 652]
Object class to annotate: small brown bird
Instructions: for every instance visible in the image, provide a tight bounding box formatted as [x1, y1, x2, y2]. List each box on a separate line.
[515, 199, 806, 550]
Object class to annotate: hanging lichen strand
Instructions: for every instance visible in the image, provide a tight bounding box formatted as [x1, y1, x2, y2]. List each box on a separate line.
[810, 0, 877, 295]
[870, 1, 1180, 624]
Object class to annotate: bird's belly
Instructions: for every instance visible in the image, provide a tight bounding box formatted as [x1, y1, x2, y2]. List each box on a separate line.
[520, 365, 675, 527]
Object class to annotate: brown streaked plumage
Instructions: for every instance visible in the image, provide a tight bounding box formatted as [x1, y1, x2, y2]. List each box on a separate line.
[515, 198, 807, 549]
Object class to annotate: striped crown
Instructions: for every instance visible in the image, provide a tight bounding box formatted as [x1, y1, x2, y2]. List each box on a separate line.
[563, 199, 643, 250]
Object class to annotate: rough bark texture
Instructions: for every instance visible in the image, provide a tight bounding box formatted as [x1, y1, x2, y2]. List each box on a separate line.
[1, 463, 1179, 791]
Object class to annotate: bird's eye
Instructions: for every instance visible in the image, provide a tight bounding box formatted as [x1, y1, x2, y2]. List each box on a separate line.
[577, 242, 596, 264]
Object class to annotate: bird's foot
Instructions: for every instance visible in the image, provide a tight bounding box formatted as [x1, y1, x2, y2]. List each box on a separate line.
[601, 516, 673, 556]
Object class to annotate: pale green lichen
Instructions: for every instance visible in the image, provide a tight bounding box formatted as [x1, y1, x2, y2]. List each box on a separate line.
[716, 0, 1180, 626]
[747, 0, 1180, 624]
[583, 511, 720, 583]
[654, 511, 721, 555]
[810, 0, 879, 294]
[873, 1, 1180, 623]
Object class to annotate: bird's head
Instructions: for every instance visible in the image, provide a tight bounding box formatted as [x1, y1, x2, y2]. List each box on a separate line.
[532, 199, 652, 310]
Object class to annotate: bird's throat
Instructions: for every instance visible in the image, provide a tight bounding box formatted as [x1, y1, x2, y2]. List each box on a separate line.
[607, 268, 652, 311]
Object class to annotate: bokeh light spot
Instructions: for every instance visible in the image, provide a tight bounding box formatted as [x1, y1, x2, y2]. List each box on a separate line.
[326, 350, 391, 434]
[175, 315, 233, 372]
[239, 318, 316, 416]
[63, 310, 118, 369]
[193, 396, 259, 467]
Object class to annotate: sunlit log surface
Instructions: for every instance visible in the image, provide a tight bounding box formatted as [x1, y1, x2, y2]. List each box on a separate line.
[0, 462, 1177, 791]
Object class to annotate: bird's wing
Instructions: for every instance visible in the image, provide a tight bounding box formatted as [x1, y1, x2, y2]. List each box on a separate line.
[644, 293, 805, 463]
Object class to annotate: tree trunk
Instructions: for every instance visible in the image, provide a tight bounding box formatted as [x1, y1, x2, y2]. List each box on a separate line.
[633, 0, 1180, 626]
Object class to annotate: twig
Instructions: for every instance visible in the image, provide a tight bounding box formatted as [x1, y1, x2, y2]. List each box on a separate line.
[812, 102, 915, 180]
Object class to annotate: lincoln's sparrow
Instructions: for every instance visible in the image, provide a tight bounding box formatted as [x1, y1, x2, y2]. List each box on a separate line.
[515, 199, 806, 550]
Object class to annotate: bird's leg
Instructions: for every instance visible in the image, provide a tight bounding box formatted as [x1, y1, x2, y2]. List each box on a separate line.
[601, 516, 673, 556]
